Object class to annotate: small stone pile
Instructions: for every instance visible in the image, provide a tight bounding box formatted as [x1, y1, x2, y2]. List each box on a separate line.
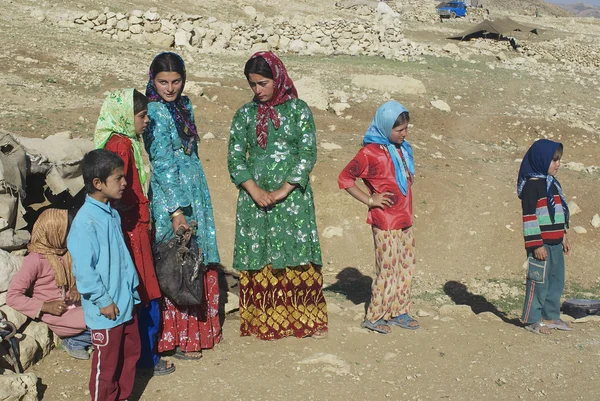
[70, 7, 428, 59]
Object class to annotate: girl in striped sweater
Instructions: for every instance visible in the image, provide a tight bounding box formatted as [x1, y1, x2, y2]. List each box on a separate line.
[517, 139, 571, 335]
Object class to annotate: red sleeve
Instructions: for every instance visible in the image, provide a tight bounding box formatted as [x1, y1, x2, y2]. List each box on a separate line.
[338, 148, 369, 189]
[105, 138, 138, 207]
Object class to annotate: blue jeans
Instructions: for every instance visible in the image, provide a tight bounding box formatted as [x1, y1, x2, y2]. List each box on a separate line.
[61, 328, 91, 351]
[137, 299, 161, 368]
[521, 244, 565, 324]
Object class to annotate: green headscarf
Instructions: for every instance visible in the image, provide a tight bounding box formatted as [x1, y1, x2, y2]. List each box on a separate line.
[94, 88, 147, 189]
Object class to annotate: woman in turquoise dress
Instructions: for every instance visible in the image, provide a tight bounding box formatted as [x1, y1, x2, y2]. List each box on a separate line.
[228, 51, 328, 340]
[144, 52, 220, 359]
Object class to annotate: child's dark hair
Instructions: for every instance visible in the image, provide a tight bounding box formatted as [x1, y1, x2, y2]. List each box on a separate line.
[150, 52, 186, 79]
[553, 144, 563, 161]
[82, 149, 124, 194]
[393, 112, 410, 128]
[133, 89, 148, 115]
[244, 56, 273, 80]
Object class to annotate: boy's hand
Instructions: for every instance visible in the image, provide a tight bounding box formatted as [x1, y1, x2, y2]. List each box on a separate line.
[533, 246, 547, 261]
[99, 303, 120, 320]
[370, 192, 394, 209]
[42, 300, 68, 316]
[562, 236, 570, 255]
[66, 285, 81, 303]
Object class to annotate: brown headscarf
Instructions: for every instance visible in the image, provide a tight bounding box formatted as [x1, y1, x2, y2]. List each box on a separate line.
[27, 209, 74, 290]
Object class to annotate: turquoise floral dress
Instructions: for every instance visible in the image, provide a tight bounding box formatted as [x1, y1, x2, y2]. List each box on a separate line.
[228, 97, 322, 271]
[144, 97, 219, 263]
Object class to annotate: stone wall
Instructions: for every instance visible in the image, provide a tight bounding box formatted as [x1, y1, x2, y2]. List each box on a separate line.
[69, 7, 432, 60]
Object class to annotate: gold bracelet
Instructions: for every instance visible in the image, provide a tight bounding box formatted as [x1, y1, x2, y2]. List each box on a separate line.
[170, 210, 183, 219]
[368, 197, 373, 207]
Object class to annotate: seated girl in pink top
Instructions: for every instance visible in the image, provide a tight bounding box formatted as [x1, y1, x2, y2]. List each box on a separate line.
[7, 208, 91, 359]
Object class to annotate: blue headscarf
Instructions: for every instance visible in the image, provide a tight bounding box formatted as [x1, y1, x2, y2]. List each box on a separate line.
[363, 101, 414, 196]
[517, 139, 569, 224]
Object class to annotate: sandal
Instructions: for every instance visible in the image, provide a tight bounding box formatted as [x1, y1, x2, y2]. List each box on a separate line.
[361, 319, 391, 334]
[546, 319, 573, 331]
[524, 321, 552, 335]
[173, 347, 203, 361]
[139, 359, 176, 376]
[386, 313, 420, 330]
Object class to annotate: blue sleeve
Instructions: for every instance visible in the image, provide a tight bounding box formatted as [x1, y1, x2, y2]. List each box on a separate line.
[67, 221, 113, 309]
[144, 102, 191, 212]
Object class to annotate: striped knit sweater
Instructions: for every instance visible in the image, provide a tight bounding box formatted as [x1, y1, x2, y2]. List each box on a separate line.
[521, 179, 566, 252]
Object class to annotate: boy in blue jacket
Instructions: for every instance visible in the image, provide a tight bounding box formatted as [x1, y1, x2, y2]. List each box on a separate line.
[68, 149, 141, 401]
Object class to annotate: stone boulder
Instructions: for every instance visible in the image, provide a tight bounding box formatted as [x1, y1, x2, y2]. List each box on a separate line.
[0, 373, 38, 401]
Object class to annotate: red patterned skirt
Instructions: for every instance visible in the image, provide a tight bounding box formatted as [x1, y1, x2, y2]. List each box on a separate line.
[157, 267, 222, 352]
[239, 264, 328, 340]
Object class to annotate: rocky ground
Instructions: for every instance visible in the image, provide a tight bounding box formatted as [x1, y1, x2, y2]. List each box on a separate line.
[1, 0, 600, 400]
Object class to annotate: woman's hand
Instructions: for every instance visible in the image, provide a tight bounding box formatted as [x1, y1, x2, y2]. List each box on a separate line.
[42, 300, 68, 316]
[67, 285, 81, 303]
[242, 180, 275, 208]
[270, 183, 297, 203]
[171, 213, 189, 234]
[534, 246, 547, 261]
[370, 192, 394, 209]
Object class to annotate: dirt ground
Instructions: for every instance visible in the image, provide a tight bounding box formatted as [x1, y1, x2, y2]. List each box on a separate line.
[2, 0, 600, 400]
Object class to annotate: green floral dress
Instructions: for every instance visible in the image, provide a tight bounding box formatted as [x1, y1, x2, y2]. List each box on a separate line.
[228, 98, 322, 271]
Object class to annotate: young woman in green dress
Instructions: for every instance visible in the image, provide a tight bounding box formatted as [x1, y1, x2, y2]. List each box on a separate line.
[228, 52, 328, 340]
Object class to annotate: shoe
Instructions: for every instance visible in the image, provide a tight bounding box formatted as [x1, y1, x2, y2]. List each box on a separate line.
[65, 347, 90, 360]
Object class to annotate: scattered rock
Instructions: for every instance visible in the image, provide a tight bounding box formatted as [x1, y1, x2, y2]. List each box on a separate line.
[298, 353, 351, 376]
[438, 304, 475, 318]
[573, 226, 587, 234]
[320, 142, 342, 151]
[322, 226, 343, 238]
[295, 77, 329, 111]
[351, 75, 426, 95]
[202, 133, 215, 140]
[330, 102, 350, 116]
[476, 311, 503, 322]
[416, 309, 431, 317]
[568, 201, 581, 216]
[546, 107, 558, 117]
[430, 99, 451, 112]
[591, 214, 600, 228]
[442, 43, 460, 55]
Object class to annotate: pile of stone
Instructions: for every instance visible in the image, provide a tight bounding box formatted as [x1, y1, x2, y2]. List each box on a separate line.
[70, 7, 430, 59]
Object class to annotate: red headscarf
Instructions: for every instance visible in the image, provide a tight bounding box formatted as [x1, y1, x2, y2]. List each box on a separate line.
[249, 52, 298, 149]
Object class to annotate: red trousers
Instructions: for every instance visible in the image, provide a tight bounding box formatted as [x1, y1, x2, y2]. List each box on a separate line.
[89, 315, 140, 401]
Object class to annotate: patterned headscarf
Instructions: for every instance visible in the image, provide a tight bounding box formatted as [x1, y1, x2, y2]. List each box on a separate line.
[146, 52, 198, 155]
[517, 139, 569, 224]
[363, 101, 414, 196]
[248, 51, 298, 149]
[27, 209, 74, 290]
[94, 88, 147, 190]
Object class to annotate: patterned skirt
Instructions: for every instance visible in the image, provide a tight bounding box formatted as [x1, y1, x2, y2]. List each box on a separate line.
[158, 267, 222, 353]
[239, 264, 328, 340]
[366, 226, 416, 323]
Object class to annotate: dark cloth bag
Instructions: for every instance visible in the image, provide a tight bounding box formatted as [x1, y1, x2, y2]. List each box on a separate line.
[154, 226, 205, 305]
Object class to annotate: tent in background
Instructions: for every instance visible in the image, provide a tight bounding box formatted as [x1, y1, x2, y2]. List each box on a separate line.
[453, 18, 539, 40]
